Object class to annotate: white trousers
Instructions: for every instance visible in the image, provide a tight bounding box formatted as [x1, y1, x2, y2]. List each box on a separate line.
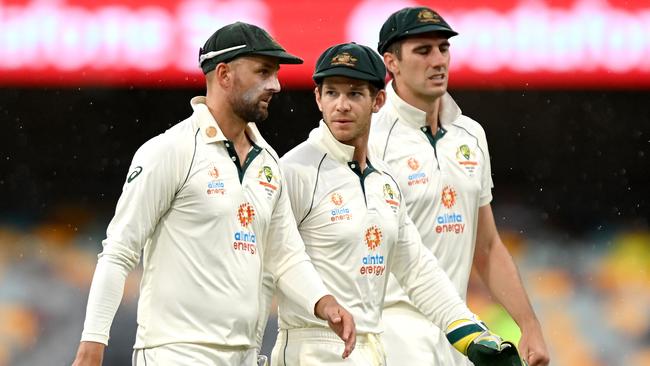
[132, 343, 258, 366]
[271, 328, 386, 366]
[382, 303, 471, 366]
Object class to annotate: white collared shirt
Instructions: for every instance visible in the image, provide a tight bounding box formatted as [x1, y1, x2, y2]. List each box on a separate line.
[276, 121, 472, 334]
[369, 81, 493, 304]
[81, 96, 328, 348]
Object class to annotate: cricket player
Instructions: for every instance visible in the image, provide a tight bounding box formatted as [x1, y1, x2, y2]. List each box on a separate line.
[369, 7, 550, 366]
[71, 22, 355, 366]
[264, 42, 526, 366]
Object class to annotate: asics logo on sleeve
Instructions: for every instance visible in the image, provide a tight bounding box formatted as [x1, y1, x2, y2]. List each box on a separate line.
[127, 166, 143, 183]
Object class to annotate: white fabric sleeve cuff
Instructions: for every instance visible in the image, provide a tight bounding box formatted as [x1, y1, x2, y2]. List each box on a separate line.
[80, 253, 131, 344]
[276, 261, 329, 317]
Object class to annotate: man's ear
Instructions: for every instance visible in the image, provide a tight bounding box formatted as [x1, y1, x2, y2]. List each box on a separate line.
[215, 62, 232, 87]
[383, 53, 399, 76]
[372, 89, 386, 113]
[314, 86, 324, 112]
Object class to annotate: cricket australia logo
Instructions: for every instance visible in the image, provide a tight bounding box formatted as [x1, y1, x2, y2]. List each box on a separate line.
[360, 225, 385, 276]
[383, 183, 400, 213]
[331, 52, 358, 67]
[456, 144, 478, 176]
[417, 9, 441, 23]
[257, 165, 278, 199]
[237, 202, 256, 227]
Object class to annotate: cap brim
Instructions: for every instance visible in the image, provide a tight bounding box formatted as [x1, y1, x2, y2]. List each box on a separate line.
[313, 67, 384, 87]
[253, 50, 304, 64]
[399, 25, 458, 40]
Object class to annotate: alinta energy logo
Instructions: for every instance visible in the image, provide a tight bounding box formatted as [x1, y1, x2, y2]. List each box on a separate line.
[360, 225, 385, 276]
[406, 157, 428, 186]
[436, 185, 465, 234]
[206, 162, 225, 196]
[234, 202, 257, 255]
[441, 185, 457, 209]
[330, 192, 352, 222]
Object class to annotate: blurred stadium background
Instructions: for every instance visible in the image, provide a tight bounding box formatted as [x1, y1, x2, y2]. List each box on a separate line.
[1, 0, 649, 365]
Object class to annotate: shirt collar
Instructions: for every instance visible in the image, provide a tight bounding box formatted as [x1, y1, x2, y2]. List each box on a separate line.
[308, 120, 356, 164]
[385, 80, 462, 129]
[190, 96, 271, 149]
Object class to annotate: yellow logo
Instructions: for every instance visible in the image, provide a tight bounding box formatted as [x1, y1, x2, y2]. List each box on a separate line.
[331, 52, 358, 67]
[417, 9, 441, 23]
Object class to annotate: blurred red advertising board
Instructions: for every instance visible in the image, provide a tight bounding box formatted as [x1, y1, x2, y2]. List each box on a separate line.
[1, 0, 649, 89]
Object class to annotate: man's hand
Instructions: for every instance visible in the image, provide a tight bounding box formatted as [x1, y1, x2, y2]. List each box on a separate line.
[467, 334, 527, 366]
[446, 318, 526, 366]
[71, 341, 105, 366]
[518, 321, 550, 366]
[314, 294, 356, 359]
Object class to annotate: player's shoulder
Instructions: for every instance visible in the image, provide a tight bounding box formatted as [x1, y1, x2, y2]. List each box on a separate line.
[134, 116, 197, 162]
[371, 105, 398, 131]
[281, 140, 322, 166]
[449, 114, 488, 141]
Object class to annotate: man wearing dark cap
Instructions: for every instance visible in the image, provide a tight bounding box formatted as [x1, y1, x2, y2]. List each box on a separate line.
[369, 7, 550, 366]
[71, 22, 355, 366]
[263, 42, 525, 366]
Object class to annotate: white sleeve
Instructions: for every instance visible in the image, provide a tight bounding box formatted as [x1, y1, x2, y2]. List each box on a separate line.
[478, 125, 493, 206]
[80, 133, 187, 344]
[390, 209, 475, 330]
[264, 166, 329, 317]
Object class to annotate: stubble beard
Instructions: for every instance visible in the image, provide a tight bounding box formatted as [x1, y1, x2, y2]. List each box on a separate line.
[231, 84, 268, 123]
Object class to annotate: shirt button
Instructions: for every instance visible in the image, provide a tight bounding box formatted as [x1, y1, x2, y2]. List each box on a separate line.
[225, 142, 230, 147]
[231, 156, 237, 161]
[350, 163, 356, 168]
[206, 126, 217, 137]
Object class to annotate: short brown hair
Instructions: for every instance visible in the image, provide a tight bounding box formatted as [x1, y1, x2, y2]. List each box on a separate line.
[384, 39, 404, 79]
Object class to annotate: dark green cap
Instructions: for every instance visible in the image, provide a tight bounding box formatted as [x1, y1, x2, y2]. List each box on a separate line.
[378, 7, 458, 54]
[199, 22, 303, 74]
[313, 42, 386, 89]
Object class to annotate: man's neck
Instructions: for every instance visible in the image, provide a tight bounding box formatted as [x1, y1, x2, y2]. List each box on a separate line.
[350, 137, 369, 172]
[205, 95, 249, 145]
[205, 94, 252, 165]
[393, 81, 442, 131]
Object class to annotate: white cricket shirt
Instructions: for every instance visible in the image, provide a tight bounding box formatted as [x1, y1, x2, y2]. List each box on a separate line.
[276, 122, 473, 334]
[81, 96, 328, 348]
[369, 81, 493, 305]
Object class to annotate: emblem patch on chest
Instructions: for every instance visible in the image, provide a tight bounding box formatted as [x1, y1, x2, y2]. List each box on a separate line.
[406, 157, 429, 186]
[435, 185, 465, 234]
[360, 225, 385, 276]
[456, 144, 479, 176]
[383, 183, 400, 213]
[257, 166, 278, 199]
[330, 192, 352, 222]
[206, 163, 226, 196]
[233, 202, 257, 255]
